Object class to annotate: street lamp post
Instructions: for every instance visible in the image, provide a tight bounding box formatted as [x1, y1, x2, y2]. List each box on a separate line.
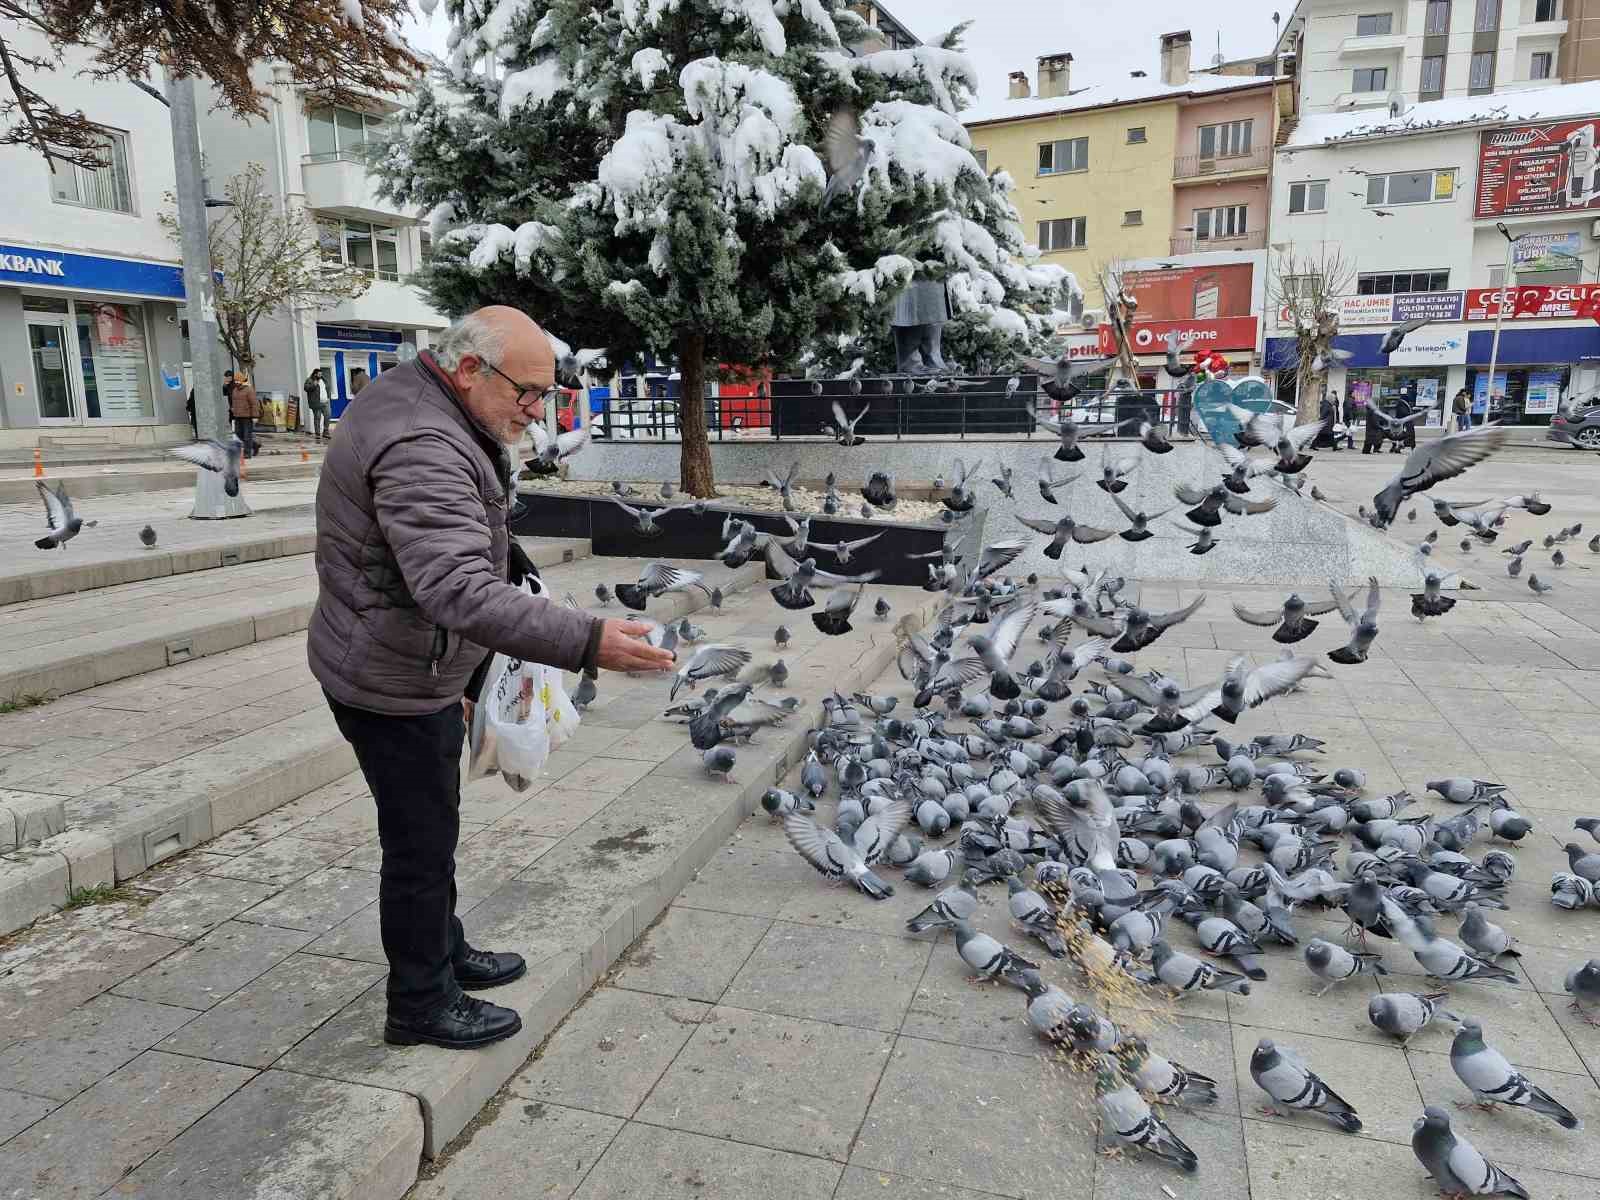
[168, 74, 251, 519]
[1484, 222, 1517, 429]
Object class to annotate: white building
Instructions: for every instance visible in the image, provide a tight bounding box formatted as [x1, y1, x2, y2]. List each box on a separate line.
[1267, 79, 1600, 424]
[196, 65, 448, 416]
[0, 23, 191, 448]
[1284, 0, 1569, 115]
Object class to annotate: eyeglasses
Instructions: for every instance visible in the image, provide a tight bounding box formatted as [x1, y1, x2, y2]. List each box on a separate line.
[484, 362, 561, 414]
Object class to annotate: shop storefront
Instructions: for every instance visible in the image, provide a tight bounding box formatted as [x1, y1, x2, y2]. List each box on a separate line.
[315, 324, 418, 418]
[0, 244, 188, 442]
[1462, 326, 1600, 425]
[1266, 324, 1468, 425]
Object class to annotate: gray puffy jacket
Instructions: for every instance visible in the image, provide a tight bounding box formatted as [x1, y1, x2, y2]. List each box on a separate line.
[308, 354, 599, 715]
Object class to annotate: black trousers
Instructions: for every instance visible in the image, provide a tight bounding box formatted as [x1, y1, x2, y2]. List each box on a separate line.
[327, 693, 468, 1020]
[233, 417, 258, 456]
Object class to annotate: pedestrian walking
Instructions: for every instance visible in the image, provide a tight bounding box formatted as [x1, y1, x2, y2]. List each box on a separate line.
[1392, 385, 1417, 454]
[303, 368, 330, 442]
[229, 371, 261, 457]
[308, 306, 676, 1051]
[1360, 394, 1384, 454]
[1314, 392, 1337, 449]
[1452, 387, 1471, 432]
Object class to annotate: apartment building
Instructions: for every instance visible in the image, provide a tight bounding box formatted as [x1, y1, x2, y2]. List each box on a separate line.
[196, 65, 448, 416]
[965, 32, 1292, 375]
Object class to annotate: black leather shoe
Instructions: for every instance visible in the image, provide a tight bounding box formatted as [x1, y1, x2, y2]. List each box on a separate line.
[454, 947, 526, 990]
[384, 992, 522, 1049]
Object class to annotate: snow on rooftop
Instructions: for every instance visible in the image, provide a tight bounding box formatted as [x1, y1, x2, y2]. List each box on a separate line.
[962, 70, 1281, 126]
[1286, 80, 1600, 149]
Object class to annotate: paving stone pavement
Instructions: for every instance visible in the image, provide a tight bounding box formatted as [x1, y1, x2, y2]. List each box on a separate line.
[409, 561, 1600, 1200]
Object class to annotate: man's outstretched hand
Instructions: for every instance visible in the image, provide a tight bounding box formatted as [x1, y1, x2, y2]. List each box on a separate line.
[596, 619, 676, 673]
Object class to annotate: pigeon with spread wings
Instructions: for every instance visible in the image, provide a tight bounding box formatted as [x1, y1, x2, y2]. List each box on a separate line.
[1371, 424, 1506, 527]
[169, 437, 244, 497]
[1174, 481, 1277, 527]
[1181, 655, 1321, 724]
[1015, 513, 1116, 560]
[1328, 576, 1382, 664]
[830, 400, 869, 446]
[783, 810, 895, 899]
[33, 479, 97, 550]
[765, 541, 880, 611]
[1111, 595, 1207, 653]
[1232, 589, 1355, 645]
[614, 562, 712, 611]
[528, 413, 590, 469]
[1107, 492, 1176, 542]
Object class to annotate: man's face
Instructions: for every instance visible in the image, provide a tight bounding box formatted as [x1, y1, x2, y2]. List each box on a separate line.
[458, 340, 555, 443]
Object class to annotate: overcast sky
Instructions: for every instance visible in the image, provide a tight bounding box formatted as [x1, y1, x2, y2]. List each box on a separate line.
[401, 1, 1292, 101]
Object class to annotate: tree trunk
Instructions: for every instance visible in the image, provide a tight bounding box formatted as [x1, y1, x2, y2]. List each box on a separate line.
[1299, 365, 1325, 426]
[678, 330, 716, 498]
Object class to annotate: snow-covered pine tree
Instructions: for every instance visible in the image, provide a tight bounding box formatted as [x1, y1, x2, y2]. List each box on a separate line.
[378, 0, 1080, 495]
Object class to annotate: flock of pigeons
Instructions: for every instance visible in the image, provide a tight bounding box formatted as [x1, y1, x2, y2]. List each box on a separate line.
[561, 399, 1600, 1195]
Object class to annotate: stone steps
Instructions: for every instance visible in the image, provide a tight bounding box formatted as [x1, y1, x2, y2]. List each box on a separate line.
[0, 553, 764, 938]
[0, 538, 587, 701]
[0, 459, 322, 505]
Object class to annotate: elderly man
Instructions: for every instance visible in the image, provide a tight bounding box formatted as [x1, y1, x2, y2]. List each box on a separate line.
[309, 306, 675, 1050]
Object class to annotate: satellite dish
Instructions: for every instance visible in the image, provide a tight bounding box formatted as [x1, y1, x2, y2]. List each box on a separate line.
[1387, 91, 1407, 119]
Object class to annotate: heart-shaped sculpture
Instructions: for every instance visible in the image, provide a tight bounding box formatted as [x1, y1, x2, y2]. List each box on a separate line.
[1190, 376, 1278, 445]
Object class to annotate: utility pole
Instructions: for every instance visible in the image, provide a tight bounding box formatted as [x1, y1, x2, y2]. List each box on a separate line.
[169, 74, 251, 519]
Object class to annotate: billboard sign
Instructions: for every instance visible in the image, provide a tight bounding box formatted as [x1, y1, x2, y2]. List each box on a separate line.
[1463, 283, 1600, 320]
[1476, 120, 1600, 217]
[1123, 263, 1253, 321]
[1276, 291, 1463, 327]
[1384, 325, 1468, 366]
[1512, 231, 1583, 270]
[1391, 291, 1464, 322]
[1124, 316, 1259, 353]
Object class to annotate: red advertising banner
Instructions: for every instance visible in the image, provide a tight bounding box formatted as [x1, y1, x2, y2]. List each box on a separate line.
[1463, 283, 1600, 321]
[1122, 263, 1254, 320]
[1475, 119, 1600, 218]
[1113, 316, 1260, 352]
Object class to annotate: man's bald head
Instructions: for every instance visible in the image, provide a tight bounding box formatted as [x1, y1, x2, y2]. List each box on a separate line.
[435, 306, 559, 443]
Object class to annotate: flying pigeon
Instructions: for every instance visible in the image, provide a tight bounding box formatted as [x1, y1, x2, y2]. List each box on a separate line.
[1371, 426, 1506, 527]
[169, 436, 244, 496]
[783, 810, 894, 900]
[614, 562, 711, 611]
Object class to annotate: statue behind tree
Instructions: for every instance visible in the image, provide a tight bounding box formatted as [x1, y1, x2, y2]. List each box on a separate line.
[891, 279, 952, 374]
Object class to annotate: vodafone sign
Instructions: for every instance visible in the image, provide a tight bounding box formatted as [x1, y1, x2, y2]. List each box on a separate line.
[1123, 317, 1259, 353]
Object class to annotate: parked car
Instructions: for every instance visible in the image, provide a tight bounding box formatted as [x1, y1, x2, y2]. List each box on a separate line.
[1548, 404, 1600, 449]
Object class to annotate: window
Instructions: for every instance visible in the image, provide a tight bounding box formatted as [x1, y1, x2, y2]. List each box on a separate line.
[1357, 270, 1450, 294]
[1127, 126, 1146, 144]
[1281, 274, 1322, 299]
[1366, 168, 1455, 205]
[1421, 55, 1445, 95]
[1356, 13, 1393, 35]
[1536, 0, 1558, 18]
[1474, 0, 1499, 31]
[1531, 51, 1553, 81]
[1255, 60, 1276, 75]
[973, 148, 988, 172]
[319, 217, 401, 280]
[1198, 119, 1253, 159]
[1352, 66, 1389, 92]
[419, 229, 433, 264]
[1489, 263, 1506, 287]
[1288, 180, 1327, 213]
[47, 128, 133, 214]
[305, 105, 392, 160]
[1038, 216, 1086, 250]
[1425, 0, 1450, 34]
[1195, 204, 1248, 240]
[1038, 137, 1088, 174]
[1123, 209, 1143, 225]
[1469, 50, 1495, 92]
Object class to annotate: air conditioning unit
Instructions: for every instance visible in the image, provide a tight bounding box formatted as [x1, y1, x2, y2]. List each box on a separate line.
[1591, 218, 1600, 239]
[1081, 309, 1104, 330]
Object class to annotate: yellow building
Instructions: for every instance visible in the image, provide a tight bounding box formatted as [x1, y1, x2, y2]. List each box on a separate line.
[966, 33, 1291, 321]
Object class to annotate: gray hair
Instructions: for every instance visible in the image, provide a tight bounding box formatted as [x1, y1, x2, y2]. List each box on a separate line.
[432, 311, 507, 373]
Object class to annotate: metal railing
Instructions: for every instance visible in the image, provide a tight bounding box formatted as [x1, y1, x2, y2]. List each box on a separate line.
[1169, 229, 1268, 254]
[586, 377, 1196, 442]
[302, 147, 376, 166]
[1172, 146, 1272, 179]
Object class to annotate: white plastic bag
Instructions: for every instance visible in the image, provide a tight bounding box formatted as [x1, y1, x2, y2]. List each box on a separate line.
[464, 578, 581, 789]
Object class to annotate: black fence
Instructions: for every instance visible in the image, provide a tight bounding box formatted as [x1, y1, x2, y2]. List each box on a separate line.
[591, 375, 1193, 441]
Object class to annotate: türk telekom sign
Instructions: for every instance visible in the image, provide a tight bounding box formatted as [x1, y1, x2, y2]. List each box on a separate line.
[1463, 283, 1600, 321]
[1117, 317, 1259, 353]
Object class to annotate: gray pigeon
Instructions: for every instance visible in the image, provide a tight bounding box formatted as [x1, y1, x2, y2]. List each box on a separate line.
[1565, 959, 1600, 1024]
[774, 625, 790, 648]
[670, 644, 753, 701]
[874, 596, 890, 621]
[1251, 1038, 1362, 1132]
[1113, 1034, 1220, 1106]
[572, 671, 597, 711]
[1458, 903, 1518, 959]
[1529, 573, 1554, 594]
[1146, 939, 1250, 995]
[950, 919, 1038, 988]
[905, 879, 978, 932]
[819, 107, 872, 213]
[1326, 575, 1380, 664]
[1019, 973, 1074, 1041]
[1304, 937, 1387, 996]
[1005, 876, 1067, 957]
[1451, 1019, 1581, 1129]
[1368, 990, 1460, 1044]
[595, 583, 612, 605]
[782, 810, 893, 900]
[1506, 555, 1522, 577]
[799, 749, 827, 797]
[1400, 914, 1519, 984]
[1428, 779, 1507, 805]
[760, 788, 813, 820]
[1563, 841, 1600, 882]
[138, 524, 157, 549]
[702, 746, 736, 780]
[1093, 1063, 1198, 1173]
[1412, 1106, 1529, 1198]
[169, 436, 243, 497]
[33, 480, 97, 549]
[904, 847, 959, 888]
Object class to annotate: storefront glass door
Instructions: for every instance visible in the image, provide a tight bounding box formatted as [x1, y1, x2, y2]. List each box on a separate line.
[28, 317, 77, 422]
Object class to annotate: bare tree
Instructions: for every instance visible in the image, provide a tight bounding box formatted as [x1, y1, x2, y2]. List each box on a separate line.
[162, 162, 369, 372]
[0, 1, 416, 170]
[1268, 246, 1355, 423]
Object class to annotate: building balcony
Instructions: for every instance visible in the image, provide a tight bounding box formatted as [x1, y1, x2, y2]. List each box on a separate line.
[318, 276, 447, 331]
[1514, 19, 1566, 41]
[1338, 32, 1406, 56]
[1173, 146, 1272, 182]
[1169, 230, 1267, 254]
[302, 150, 409, 222]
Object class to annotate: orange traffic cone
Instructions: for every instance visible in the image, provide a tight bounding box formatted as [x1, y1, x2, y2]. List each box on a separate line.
[32, 447, 42, 478]
[300, 445, 309, 463]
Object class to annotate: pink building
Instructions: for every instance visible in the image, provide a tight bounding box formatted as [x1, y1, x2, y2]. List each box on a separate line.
[1169, 82, 1281, 254]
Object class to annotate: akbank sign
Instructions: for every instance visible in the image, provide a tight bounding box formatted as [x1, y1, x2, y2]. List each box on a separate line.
[0, 243, 185, 300]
